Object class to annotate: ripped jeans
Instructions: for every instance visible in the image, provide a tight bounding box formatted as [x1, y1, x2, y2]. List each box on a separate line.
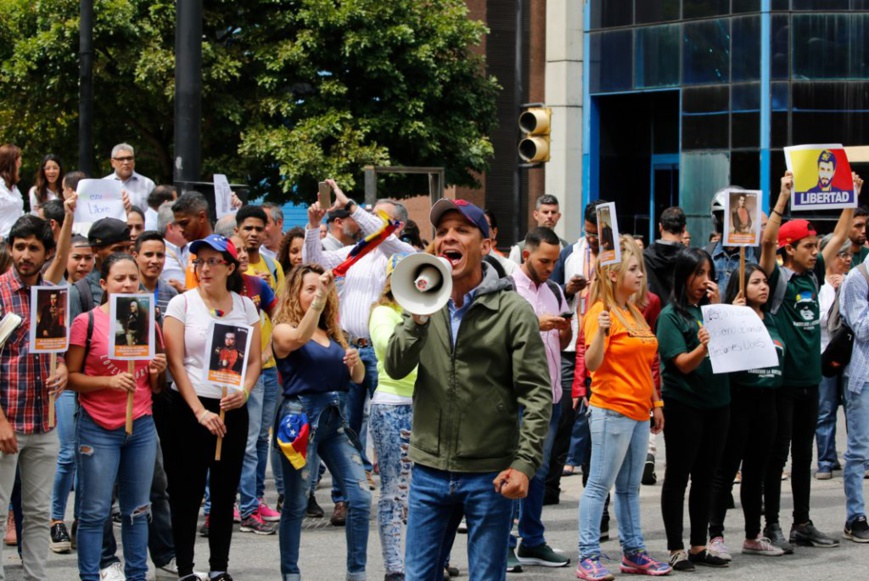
[369, 403, 412, 576]
[76, 410, 156, 581]
[276, 392, 371, 581]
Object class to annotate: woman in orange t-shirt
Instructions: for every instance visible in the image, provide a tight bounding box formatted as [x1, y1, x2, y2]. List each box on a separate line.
[575, 236, 668, 581]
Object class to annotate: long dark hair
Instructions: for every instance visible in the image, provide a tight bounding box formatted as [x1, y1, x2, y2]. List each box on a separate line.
[223, 250, 243, 294]
[0, 144, 21, 189]
[723, 262, 767, 307]
[32, 154, 64, 207]
[99, 253, 138, 306]
[671, 247, 716, 321]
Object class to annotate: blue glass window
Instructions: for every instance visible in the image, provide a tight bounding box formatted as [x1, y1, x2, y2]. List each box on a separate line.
[733, 0, 760, 13]
[590, 0, 633, 29]
[771, 14, 790, 80]
[683, 19, 731, 85]
[731, 151, 760, 189]
[732, 84, 760, 112]
[791, 14, 869, 80]
[636, 0, 680, 24]
[731, 16, 761, 82]
[683, 87, 730, 150]
[772, 0, 789, 8]
[684, 0, 729, 18]
[792, 0, 849, 9]
[635, 25, 680, 88]
[771, 82, 789, 111]
[590, 31, 633, 93]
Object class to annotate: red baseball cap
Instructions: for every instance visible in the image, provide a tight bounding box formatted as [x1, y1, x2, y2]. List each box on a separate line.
[777, 219, 817, 250]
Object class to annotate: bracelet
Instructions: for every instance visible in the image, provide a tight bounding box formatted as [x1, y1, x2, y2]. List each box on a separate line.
[198, 409, 210, 424]
[653, 400, 664, 409]
[311, 300, 325, 312]
[771, 209, 782, 217]
[242, 389, 250, 403]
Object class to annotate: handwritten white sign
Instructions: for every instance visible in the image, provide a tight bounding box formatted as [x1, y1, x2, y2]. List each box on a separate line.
[74, 179, 125, 225]
[700, 304, 778, 374]
[214, 174, 235, 219]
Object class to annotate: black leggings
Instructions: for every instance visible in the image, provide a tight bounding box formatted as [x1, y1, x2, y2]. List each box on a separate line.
[661, 399, 730, 550]
[764, 385, 819, 526]
[709, 386, 777, 540]
[162, 390, 248, 577]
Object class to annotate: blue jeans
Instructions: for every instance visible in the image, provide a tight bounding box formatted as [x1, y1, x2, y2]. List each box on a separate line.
[277, 393, 371, 581]
[50, 390, 78, 521]
[579, 406, 649, 560]
[843, 379, 869, 521]
[816, 373, 842, 472]
[510, 403, 560, 549]
[257, 367, 280, 498]
[566, 397, 591, 467]
[76, 411, 156, 581]
[406, 464, 513, 581]
[370, 403, 412, 576]
[239, 366, 280, 518]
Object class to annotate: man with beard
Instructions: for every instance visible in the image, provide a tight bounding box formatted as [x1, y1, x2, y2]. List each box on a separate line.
[807, 150, 845, 194]
[848, 206, 869, 269]
[509, 195, 568, 264]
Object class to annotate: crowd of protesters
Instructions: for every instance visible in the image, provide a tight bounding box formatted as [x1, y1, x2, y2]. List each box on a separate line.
[0, 140, 867, 581]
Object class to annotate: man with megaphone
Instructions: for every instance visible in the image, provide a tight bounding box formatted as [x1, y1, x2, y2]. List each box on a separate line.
[386, 199, 552, 581]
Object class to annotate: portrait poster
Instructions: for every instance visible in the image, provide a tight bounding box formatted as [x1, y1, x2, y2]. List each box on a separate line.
[29, 286, 69, 353]
[108, 293, 155, 360]
[203, 321, 252, 391]
[722, 189, 762, 247]
[596, 202, 621, 267]
[784, 144, 856, 211]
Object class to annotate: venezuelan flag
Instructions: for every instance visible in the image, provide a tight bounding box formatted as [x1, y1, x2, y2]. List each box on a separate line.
[276, 410, 311, 470]
[332, 211, 401, 277]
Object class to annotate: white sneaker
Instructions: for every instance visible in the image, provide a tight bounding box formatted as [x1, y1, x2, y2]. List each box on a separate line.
[709, 536, 732, 561]
[100, 562, 126, 581]
[742, 536, 785, 556]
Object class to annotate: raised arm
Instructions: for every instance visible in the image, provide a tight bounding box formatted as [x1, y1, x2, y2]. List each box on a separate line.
[44, 194, 77, 284]
[271, 273, 333, 358]
[302, 202, 348, 269]
[821, 172, 862, 266]
[760, 172, 792, 277]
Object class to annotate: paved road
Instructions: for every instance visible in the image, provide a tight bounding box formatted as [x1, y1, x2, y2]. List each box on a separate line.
[3, 415, 867, 580]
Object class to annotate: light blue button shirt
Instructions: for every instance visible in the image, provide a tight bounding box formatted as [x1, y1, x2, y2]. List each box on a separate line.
[447, 289, 477, 346]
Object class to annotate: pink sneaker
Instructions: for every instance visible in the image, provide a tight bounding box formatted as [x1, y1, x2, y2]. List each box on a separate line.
[258, 499, 280, 522]
[233, 504, 241, 523]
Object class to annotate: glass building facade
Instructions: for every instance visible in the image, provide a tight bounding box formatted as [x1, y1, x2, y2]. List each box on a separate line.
[583, 0, 869, 243]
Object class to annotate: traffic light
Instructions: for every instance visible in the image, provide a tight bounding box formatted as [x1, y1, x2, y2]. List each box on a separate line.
[518, 107, 551, 164]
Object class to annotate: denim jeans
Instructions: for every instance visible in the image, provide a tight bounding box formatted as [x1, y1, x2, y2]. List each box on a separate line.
[843, 379, 869, 521]
[510, 403, 560, 549]
[579, 406, 650, 559]
[816, 373, 843, 473]
[277, 392, 371, 581]
[566, 397, 591, 467]
[333, 346, 378, 504]
[76, 411, 156, 581]
[50, 390, 78, 521]
[369, 403, 412, 576]
[239, 366, 280, 518]
[405, 464, 513, 581]
[257, 367, 280, 499]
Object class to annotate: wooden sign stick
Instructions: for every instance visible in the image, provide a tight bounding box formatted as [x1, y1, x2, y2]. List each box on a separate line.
[215, 386, 227, 461]
[125, 361, 134, 435]
[48, 357, 56, 428]
[739, 247, 746, 297]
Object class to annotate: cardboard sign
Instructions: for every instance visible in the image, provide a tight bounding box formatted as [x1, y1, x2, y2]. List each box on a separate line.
[596, 202, 621, 267]
[29, 286, 69, 353]
[784, 144, 856, 211]
[701, 304, 779, 374]
[108, 294, 155, 360]
[214, 174, 236, 219]
[203, 321, 252, 391]
[722, 189, 762, 247]
[74, 179, 126, 224]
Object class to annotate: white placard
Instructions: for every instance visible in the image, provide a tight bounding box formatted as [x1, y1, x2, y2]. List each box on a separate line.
[202, 320, 253, 391]
[596, 202, 621, 267]
[214, 174, 236, 219]
[722, 189, 762, 247]
[701, 304, 778, 374]
[74, 179, 126, 225]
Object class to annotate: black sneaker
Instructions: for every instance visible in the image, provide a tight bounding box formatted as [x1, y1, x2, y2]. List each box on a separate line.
[516, 542, 570, 567]
[790, 520, 839, 548]
[687, 549, 729, 568]
[843, 515, 869, 543]
[506, 547, 523, 573]
[668, 551, 695, 572]
[641, 453, 657, 485]
[49, 522, 71, 554]
[209, 575, 233, 581]
[306, 494, 325, 518]
[763, 523, 794, 554]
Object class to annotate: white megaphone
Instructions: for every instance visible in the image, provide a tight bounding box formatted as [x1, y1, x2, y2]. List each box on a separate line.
[391, 253, 453, 316]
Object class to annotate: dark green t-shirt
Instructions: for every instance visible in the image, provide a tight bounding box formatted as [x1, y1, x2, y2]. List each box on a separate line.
[657, 303, 730, 409]
[851, 246, 869, 271]
[769, 256, 824, 387]
[730, 314, 785, 389]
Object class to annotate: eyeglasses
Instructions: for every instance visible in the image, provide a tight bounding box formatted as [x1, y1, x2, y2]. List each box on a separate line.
[192, 258, 228, 269]
[113, 156, 135, 162]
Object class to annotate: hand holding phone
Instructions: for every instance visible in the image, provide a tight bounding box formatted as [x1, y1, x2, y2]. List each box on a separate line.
[318, 181, 331, 209]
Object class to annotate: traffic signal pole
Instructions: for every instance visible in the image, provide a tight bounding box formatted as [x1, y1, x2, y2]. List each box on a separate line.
[174, 0, 203, 188]
[79, 0, 93, 175]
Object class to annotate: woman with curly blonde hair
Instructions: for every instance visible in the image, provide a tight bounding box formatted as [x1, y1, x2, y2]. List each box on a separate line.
[271, 263, 370, 581]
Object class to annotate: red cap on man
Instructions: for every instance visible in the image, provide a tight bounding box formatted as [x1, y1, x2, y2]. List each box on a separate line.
[777, 219, 817, 250]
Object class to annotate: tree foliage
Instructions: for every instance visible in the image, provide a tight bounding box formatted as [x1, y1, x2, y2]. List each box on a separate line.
[0, 0, 499, 202]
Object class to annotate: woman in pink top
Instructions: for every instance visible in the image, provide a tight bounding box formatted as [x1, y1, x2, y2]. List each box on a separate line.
[67, 253, 167, 581]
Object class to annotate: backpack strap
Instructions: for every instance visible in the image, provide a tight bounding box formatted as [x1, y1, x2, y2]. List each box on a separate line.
[769, 265, 819, 315]
[83, 310, 94, 363]
[546, 279, 568, 312]
[74, 278, 94, 313]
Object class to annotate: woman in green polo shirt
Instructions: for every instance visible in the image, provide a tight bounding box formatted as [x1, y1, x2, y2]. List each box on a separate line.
[707, 263, 787, 560]
[657, 248, 730, 572]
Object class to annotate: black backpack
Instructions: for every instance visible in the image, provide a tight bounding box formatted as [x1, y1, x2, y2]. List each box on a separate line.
[821, 263, 869, 377]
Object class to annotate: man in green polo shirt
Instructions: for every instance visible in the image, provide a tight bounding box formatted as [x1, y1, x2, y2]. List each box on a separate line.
[759, 170, 861, 553]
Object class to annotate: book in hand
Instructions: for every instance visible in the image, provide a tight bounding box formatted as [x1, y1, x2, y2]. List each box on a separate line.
[0, 313, 22, 350]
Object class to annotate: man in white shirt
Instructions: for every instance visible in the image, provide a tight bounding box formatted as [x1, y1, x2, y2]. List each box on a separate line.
[157, 202, 187, 292]
[144, 185, 177, 232]
[103, 143, 156, 210]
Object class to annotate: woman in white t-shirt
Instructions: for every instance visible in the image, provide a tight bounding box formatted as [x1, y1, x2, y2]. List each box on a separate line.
[28, 154, 63, 215]
[0, 144, 25, 240]
[164, 235, 261, 581]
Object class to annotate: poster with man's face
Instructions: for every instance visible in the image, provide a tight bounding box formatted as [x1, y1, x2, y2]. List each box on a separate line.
[108, 294, 155, 360]
[722, 190, 762, 247]
[203, 321, 252, 391]
[596, 202, 621, 267]
[29, 286, 69, 352]
[784, 144, 856, 211]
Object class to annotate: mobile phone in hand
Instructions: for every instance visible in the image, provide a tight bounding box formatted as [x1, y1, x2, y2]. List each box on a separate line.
[560, 312, 573, 320]
[318, 181, 331, 209]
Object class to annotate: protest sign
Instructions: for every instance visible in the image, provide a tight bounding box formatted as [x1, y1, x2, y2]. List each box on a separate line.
[596, 202, 621, 267]
[74, 179, 126, 225]
[108, 294, 155, 360]
[29, 287, 69, 353]
[214, 174, 236, 219]
[784, 144, 856, 211]
[701, 304, 778, 374]
[722, 190, 762, 247]
[203, 321, 252, 391]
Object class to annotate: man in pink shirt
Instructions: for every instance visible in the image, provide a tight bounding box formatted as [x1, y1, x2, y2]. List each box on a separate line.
[507, 227, 572, 571]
